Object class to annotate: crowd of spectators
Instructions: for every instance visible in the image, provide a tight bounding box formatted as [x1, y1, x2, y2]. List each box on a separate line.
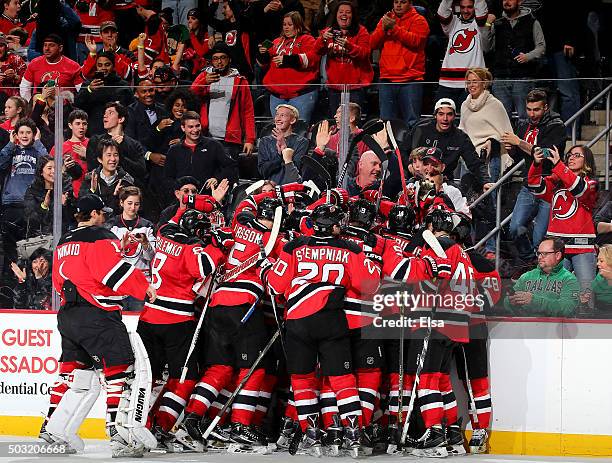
[0, 0, 609, 316]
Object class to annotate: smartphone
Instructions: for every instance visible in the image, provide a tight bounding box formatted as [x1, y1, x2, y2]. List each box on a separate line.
[93, 71, 105, 80]
[541, 148, 552, 159]
[262, 39, 273, 49]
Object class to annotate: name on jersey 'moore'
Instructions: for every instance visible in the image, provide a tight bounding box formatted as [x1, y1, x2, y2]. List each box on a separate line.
[295, 247, 349, 263]
[157, 237, 183, 256]
[56, 243, 81, 259]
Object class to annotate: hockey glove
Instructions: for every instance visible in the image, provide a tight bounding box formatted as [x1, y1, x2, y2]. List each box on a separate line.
[423, 255, 452, 280]
[183, 194, 217, 213]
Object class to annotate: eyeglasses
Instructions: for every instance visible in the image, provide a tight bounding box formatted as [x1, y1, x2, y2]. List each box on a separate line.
[536, 251, 557, 257]
[211, 56, 229, 62]
[180, 188, 198, 194]
[567, 152, 584, 159]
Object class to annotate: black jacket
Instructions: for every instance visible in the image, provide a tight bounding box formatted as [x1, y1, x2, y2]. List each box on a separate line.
[23, 176, 74, 236]
[125, 100, 171, 153]
[74, 73, 134, 136]
[164, 137, 238, 189]
[86, 133, 148, 185]
[79, 166, 135, 216]
[13, 247, 53, 310]
[410, 119, 491, 184]
[509, 110, 566, 185]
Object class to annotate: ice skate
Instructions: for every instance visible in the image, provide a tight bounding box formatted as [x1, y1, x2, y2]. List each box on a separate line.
[174, 426, 206, 452]
[342, 418, 361, 459]
[360, 424, 375, 456]
[276, 416, 298, 450]
[227, 423, 275, 454]
[322, 426, 342, 456]
[411, 426, 448, 458]
[386, 422, 401, 455]
[302, 426, 323, 458]
[445, 421, 466, 456]
[109, 425, 145, 458]
[178, 412, 205, 443]
[153, 424, 195, 453]
[38, 420, 54, 444]
[468, 428, 488, 454]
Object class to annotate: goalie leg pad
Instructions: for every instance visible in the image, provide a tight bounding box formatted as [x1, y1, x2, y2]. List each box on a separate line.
[46, 368, 101, 452]
[114, 332, 158, 450]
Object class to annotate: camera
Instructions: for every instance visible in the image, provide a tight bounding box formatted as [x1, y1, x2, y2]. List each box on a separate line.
[541, 148, 552, 159]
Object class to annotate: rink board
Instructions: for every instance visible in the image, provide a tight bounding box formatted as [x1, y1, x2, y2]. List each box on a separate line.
[1, 310, 611, 457]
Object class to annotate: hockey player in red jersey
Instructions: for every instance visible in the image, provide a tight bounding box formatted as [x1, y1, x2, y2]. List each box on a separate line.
[390, 208, 478, 458]
[262, 203, 381, 457]
[50, 194, 157, 458]
[138, 209, 226, 451]
[181, 197, 285, 447]
[449, 212, 499, 454]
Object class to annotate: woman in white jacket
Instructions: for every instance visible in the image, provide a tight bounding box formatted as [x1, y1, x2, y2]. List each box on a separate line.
[459, 67, 513, 258]
[105, 186, 156, 311]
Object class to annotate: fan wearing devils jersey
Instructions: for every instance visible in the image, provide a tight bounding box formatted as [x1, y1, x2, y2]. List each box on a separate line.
[448, 211, 498, 454]
[263, 203, 381, 456]
[138, 209, 225, 448]
[183, 197, 285, 446]
[51, 194, 155, 451]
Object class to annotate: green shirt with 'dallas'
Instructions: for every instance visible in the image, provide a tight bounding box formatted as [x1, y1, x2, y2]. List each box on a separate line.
[504, 263, 580, 317]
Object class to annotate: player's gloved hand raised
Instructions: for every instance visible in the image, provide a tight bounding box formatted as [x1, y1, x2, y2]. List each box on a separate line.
[183, 194, 216, 213]
[327, 188, 349, 207]
[275, 182, 306, 203]
[423, 255, 452, 279]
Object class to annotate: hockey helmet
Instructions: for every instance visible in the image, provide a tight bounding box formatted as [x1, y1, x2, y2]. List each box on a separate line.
[450, 212, 472, 244]
[311, 203, 346, 235]
[424, 208, 454, 234]
[179, 208, 211, 239]
[388, 204, 416, 234]
[349, 198, 377, 228]
[257, 197, 283, 222]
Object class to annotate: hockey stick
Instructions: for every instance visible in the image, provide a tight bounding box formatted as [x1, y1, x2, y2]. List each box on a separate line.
[385, 120, 409, 201]
[300, 155, 332, 190]
[202, 329, 281, 440]
[337, 120, 385, 187]
[269, 294, 287, 360]
[179, 269, 220, 383]
[400, 230, 446, 445]
[220, 205, 283, 284]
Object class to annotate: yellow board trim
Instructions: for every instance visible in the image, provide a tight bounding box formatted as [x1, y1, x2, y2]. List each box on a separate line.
[2, 417, 612, 457]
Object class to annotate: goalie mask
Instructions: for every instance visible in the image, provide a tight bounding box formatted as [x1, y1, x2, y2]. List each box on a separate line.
[179, 209, 211, 239]
[349, 198, 377, 229]
[311, 203, 346, 235]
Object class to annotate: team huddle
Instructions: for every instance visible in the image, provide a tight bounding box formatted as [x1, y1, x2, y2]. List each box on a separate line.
[45, 173, 500, 459]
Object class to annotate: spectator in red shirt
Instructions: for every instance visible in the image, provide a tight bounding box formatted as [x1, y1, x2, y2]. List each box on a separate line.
[314, 1, 373, 116]
[0, 0, 35, 37]
[184, 7, 209, 77]
[0, 95, 27, 132]
[73, 0, 115, 64]
[0, 34, 26, 100]
[50, 109, 89, 198]
[191, 42, 256, 160]
[370, 0, 429, 128]
[19, 34, 83, 101]
[258, 11, 319, 125]
[81, 21, 136, 82]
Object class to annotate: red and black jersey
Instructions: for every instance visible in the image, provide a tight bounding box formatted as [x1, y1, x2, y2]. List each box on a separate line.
[53, 225, 149, 311]
[267, 235, 380, 320]
[140, 223, 225, 324]
[210, 221, 285, 308]
[467, 250, 501, 338]
[528, 161, 598, 254]
[341, 226, 386, 328]
[416, 237, 476, 343]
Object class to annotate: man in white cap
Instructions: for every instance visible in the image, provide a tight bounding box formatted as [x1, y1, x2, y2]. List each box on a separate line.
[410, 98, 493, 190]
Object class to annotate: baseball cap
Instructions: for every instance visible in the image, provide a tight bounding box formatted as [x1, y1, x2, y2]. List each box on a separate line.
[434, 98, 456, 114]
[76, 194, 113, 215]
[43, 33, 64, 46]
[206, 41, 232, 59]
[422, 147, 444, 165]
[100, 21, 118, 32]
[174, 176, 201, 191]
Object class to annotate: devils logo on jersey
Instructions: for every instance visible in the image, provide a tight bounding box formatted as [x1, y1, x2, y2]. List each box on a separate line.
[40, 71, 61, 85]
[551, 190, 578, 221]
[448, 28, 477, 55]
[225, 30, 237, 46]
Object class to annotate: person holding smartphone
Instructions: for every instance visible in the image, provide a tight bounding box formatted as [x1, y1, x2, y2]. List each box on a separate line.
[74, 51, 134, 136]
[105, 186, 156, 311]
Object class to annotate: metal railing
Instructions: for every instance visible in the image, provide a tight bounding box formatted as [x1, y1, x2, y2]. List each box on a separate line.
[566, 82, 612, 190]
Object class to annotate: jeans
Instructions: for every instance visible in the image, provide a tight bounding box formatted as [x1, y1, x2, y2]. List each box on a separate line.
[327, 88, 365, 118]
[269, 89, 319, 125]
[436, 85, 468, 115]
[485, 155, 502, 253]
[492, 79, 533, 121]
[563, 252, 596, 292]
[378, 81, 424, 129]
[548, 51, 581, 136]
[162, 0, 197, 25]
[509, 186, 550, 261]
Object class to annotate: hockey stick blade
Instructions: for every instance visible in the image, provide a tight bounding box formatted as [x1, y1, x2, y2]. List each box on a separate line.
[301, 155, 332, 189]
[422, 229, 447, 258]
